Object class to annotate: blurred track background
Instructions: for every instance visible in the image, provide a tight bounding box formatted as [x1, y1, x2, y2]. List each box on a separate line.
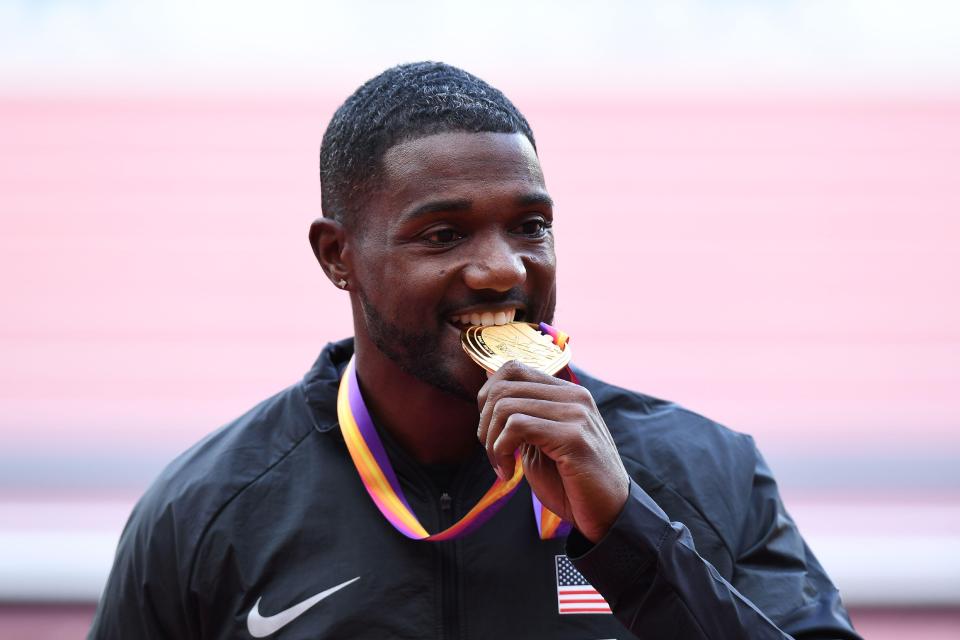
[1, 1, 958, 637]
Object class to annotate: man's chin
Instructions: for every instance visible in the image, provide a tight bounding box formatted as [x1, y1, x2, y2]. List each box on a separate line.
[410, 363, 482, 403]
[429, 355, 488, 403]
[456, 359, 490, 397]
[429, 325, 488, 400]
[360, 299, 487, 402]
[383, 344, 484, 403]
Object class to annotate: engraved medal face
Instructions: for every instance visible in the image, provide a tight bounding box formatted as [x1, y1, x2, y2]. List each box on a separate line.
[460, 322, 572, 375]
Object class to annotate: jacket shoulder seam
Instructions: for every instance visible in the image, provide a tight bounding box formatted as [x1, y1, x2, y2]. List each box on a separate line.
[186, 394, 319, 594]
[620, 452, 736, 563]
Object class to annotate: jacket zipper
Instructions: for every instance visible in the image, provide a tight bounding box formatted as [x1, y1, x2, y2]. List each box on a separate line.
[439, 491, 459, 640]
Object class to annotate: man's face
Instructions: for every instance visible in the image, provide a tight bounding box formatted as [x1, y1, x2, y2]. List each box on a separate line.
[349, 131, 557, 400]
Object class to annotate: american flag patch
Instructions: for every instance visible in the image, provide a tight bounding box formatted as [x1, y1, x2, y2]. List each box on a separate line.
[555, 555, 611, 614]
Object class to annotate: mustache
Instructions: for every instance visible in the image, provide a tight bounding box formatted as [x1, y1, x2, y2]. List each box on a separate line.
[440, 287, 532, 317]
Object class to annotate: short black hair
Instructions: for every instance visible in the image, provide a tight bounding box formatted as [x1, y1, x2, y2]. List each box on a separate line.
[319, 61, 536, 225]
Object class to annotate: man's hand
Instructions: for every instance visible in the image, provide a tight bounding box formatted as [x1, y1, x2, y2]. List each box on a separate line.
[477, 361, 630, 543]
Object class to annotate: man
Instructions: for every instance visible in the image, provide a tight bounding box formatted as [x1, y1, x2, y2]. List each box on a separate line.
[90, 62, 861, 639]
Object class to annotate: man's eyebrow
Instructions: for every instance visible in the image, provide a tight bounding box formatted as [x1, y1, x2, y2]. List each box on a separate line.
[402, 198, 473, 220]
[516, 193, 554, 209]
[401, 193, 553, 221]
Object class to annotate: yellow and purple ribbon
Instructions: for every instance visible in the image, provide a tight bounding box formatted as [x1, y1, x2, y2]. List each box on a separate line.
[337, 322, 575, 541]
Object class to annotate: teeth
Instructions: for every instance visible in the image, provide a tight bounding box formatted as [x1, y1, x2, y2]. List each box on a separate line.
[450, 308, 518, 327]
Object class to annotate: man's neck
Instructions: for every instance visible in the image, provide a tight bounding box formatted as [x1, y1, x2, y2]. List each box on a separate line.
[352, 337, 480, 466]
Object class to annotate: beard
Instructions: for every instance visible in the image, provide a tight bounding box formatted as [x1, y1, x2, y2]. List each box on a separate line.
[357, 285, 557, 401]
[358, 290, 477, 402]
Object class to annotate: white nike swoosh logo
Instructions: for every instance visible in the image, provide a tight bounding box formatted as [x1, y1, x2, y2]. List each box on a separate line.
[246, 576, 360, 637]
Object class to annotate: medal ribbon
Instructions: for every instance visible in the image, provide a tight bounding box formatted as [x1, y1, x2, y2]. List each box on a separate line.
[337, 322, 574, 540]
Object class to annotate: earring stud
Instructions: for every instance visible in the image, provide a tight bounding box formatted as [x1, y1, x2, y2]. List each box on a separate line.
[336, 278, 348, 289]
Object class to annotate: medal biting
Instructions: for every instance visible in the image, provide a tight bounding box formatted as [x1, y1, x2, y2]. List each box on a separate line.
[461, 321, 572, 376]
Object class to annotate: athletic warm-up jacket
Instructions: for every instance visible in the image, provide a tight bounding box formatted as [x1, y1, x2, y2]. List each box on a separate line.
[89, 339, 861, 639]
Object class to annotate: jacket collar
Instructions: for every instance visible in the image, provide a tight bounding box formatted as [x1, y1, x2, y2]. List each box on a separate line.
[301, 337, 355, 432]
[301, 337, 498, 496]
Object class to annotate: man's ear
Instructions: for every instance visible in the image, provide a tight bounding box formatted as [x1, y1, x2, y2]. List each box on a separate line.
[309, 217, 351, 290]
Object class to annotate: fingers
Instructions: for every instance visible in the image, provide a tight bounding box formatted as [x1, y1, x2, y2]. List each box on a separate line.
[478, 364, 591, 426]
[478, 379, 585, 437]
[477, 360, 566, 408]
[476, 361, 600, 472]
[489, 414, 568, 480]
[472, 363, 631, 543]
[478, 397, 569, 472]
[478, 378, 594, 449]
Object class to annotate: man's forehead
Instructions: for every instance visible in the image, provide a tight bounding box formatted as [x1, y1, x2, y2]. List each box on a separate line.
[380, 131, 544, 190]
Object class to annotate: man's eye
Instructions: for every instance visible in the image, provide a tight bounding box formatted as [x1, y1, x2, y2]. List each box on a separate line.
[514, 219, 551, 237]
[424, 228, 464, 244]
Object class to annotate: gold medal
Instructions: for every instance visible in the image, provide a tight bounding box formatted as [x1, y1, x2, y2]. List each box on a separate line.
[460, 322, 572, 375]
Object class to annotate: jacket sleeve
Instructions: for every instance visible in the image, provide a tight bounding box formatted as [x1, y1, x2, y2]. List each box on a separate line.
[566, 450, 862, 639]
[87, 498, 197, 639]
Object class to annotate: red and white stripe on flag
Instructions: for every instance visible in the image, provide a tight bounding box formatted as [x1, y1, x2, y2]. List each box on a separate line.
[555, 555, 611, 614]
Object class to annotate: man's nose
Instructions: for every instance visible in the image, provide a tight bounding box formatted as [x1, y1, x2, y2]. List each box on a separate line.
[462, 234, 527, 292]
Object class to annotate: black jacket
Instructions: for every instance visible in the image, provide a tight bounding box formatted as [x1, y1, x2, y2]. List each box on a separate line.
[90, 339, 861, 639]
